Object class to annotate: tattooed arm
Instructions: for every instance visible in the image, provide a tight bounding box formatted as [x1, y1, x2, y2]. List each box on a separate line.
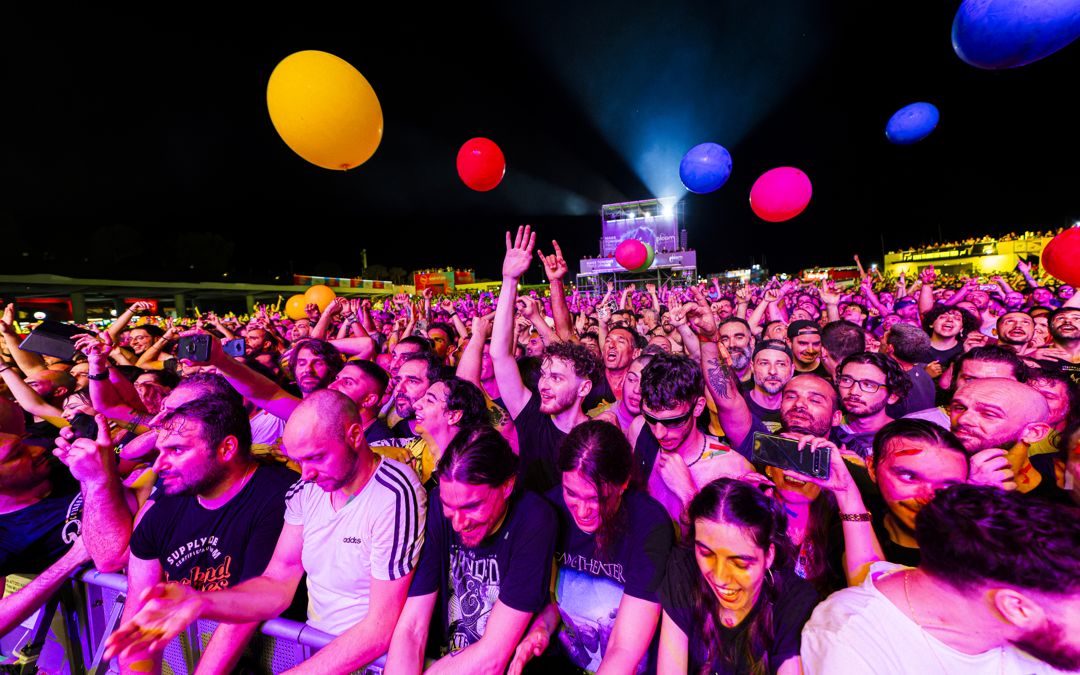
[700, 340, 754, 448]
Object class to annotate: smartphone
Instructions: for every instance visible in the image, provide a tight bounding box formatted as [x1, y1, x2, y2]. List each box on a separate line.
[222, 338, 246, 357]
[69, 412, 99, 441]
[176, 334, 212, 362]
[752, 432, 830, 480]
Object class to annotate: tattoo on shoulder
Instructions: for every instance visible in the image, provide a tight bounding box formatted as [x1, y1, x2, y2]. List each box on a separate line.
[705, 357, 733, 400]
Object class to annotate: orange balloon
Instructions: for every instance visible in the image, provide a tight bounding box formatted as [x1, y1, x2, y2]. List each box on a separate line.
[304, 284, 336, 311]
[285, 294, 309, 320]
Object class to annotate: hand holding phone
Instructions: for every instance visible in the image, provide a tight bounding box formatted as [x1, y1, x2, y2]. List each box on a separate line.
[752, 432, 831, 480]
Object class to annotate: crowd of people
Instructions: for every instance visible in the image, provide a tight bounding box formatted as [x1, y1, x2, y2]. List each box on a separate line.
[1, 224, 1079, 674]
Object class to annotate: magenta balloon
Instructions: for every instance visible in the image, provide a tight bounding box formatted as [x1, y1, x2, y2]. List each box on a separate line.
[749, 167, 813, 222]
[615, 239, 648, 270]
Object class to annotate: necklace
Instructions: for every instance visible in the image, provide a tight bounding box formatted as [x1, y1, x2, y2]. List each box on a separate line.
[904, 570, 1005, 675]
[686, 434, 707, 467]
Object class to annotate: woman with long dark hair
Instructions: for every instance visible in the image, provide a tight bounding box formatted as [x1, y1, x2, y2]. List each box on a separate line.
[509, 420, 675, 674]
[657, 478, 817, 675]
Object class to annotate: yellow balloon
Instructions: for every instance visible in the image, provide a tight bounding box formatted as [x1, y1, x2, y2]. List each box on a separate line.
[267, 50, 384, 171]
[304, 284, 336, 311]
[285, 294, 309, 320]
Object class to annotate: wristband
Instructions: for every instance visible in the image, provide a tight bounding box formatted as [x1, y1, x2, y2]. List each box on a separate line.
[0, 365, 12, 375]
[88, 371, 110, 381]
[838, 511, 872, 522]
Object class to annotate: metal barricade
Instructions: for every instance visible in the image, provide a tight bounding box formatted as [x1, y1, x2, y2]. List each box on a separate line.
[1, 569, 384, 674]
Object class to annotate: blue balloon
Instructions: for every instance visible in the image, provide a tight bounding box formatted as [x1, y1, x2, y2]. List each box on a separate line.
[679, 143, 733, 194]
[952, 0, 1080, 69]
[885, 102, 940, 145]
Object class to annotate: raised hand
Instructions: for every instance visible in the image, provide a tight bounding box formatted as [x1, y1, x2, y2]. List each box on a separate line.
[53, 413, 115, 486]
[304, 303, 320, 322]
[324, 297, 347, 317]
[537, 239, 569, 282]
[503, 225, 537, 279]
[645, 282, 657, 294]
[919, 265, 937, 284]
[819, 281, 842, 306]
[128, 301, 155, 314]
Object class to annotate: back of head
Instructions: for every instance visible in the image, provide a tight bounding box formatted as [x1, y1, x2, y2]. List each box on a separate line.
[558, 420, 632, 489]
[164, 391, 252, 457]
[641, 352, 704, 411]
[916, 484, 1080, 594]
[953, 345, 1029, 383]
[398, 335, 433, 353]
[821, 320, 866, 363]
[885, 323, 932, 363]
[176, 372, 243, 409]
[352, 359, 391, 399]
[437, 425, 518, 487]
[286, 388, 360, 442]
[442, 377, 492, 429]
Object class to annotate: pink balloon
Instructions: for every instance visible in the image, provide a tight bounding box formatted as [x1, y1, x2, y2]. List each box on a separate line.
[615, 239, 648, 270]
[749, 167, 813, 222]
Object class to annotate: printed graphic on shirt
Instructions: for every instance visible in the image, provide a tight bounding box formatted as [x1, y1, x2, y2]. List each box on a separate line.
[62, 492, 83, 544]
[165, 536, 233, 591]
[446, 545, 501, 653]
[556, 568, 644, 673]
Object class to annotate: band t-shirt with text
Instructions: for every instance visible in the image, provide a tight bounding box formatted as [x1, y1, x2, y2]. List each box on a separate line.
[408, 489, 557, 656]
[545, 487, 675, 674]
[130, 463, 298, 591]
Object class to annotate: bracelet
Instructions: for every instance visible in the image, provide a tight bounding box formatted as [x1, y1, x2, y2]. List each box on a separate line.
[838, 512, 872, 522]
[0, 365, 12, 374]
[447, 312, 457, 318]
[88, 371, 110, 381]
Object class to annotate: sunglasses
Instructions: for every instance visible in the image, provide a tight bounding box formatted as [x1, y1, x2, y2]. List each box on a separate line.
[642, 410, 694, 428]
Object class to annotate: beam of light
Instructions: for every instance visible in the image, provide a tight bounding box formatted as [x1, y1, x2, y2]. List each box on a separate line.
[502, 1, 827, 204]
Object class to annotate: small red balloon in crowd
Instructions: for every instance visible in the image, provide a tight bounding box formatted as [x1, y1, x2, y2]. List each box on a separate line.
[1041, 227, 1080, 286]
[749, 167, 813, 222]
[615, 239, 649, 271]
[456, 137, 506, 191]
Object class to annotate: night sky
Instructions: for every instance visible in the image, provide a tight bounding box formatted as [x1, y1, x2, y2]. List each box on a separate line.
[5, 4, 1079, 284]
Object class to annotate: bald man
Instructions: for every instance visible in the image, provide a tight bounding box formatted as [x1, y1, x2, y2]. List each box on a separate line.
[106, 390, 426, 671]
[949, 378, 1062, 500]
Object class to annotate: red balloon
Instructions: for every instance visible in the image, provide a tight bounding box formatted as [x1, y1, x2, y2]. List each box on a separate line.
[749, 167, 813, 222]
[456, 137, 506, 191]
[1041, 228, 1080, 286]
[615, 239, 648, 271]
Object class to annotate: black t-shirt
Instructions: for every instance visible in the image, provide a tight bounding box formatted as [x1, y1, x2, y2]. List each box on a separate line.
[391, 417, 415, 440]
[409, 489, 557, 656]
[659, 548, 817, 675]
[365, 417, 396, 444]
[929, 343, 964, 368]
[0, 468, 82, 577]
[544, 487, 674, 673]
[129, 464, 298, 590]
[886, 365, 937, 418]
[742, 392, 782, 433]
[512, 392, 569, 493]
[584, 375, 618, 413]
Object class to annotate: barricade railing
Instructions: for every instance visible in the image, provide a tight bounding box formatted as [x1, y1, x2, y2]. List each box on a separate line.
[1, 568, 384, 674]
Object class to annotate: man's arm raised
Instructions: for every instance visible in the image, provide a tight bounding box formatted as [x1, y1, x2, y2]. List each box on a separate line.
[491, 225, 537, 418]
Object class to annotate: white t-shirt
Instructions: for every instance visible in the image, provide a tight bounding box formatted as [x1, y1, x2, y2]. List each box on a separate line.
[250, 409, 286, 447]
[801, 562, 1073, 675]
[284, 457, 426, 635]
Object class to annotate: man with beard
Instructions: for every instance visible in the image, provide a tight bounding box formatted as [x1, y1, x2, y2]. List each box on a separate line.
[104, 391, 424, 674]
[950, 378, 1063, 501]
[789, 320, 829, 378]
[388, 352, 446, 438]
[742, 340, 794, 432]
[996, 310, 1037, 354]
[117, 392, 298, 674]
[1033, 307, 1080, 381]
[717, 317, 755, 390]
[833, 353, 910, 461]
[802, 485, 1080, 675]
[492, 225, 599, 492]
[629, 352, 753, 529]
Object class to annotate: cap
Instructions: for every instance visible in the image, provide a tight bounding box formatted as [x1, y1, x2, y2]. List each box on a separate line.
[787, 319, 821, 339]
[753, 339, 794, 361]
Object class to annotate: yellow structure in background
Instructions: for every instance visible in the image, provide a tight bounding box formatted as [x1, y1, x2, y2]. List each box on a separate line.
[885, 234, 1053, 278]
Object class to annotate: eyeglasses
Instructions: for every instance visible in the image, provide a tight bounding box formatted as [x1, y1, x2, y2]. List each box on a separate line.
[642, 410, 694, 428]
[836, 375, 886, 394]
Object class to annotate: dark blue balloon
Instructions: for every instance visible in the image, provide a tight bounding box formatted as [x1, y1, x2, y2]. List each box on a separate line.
[952, 0, 1080, 69]
[885, 103, 940, 145]
[679, 143, 733, 194]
